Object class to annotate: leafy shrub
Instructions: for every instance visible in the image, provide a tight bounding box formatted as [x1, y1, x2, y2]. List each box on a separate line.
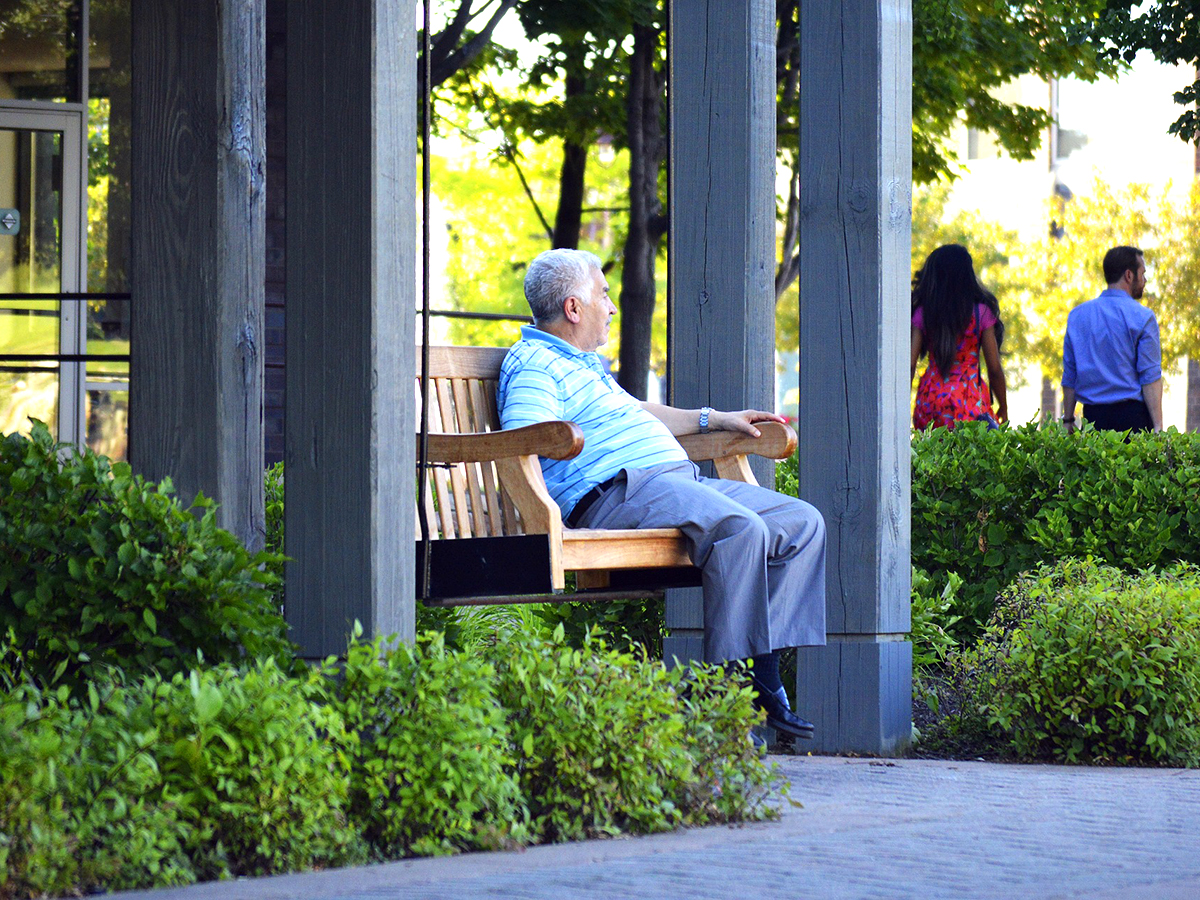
[535, 594, 665, 658]
[775, 450, 798, 499]
[494, 627, 775, 842]
[910, 567, 961, 671]
[0, 668, 192, 897]
[264, 461, 286, 608]
[912, 424, 1200, 637]
[2, 655, 361, 896]
[675, 663, 781, 822]
[128, 659, 363, 879]
[0, 422, 294, 691]
[2, 622, 784, 894]
[1, 682, 77, 898]
[58, 678, 195, 892]
[943, 560, 1200, 765]
[332, 631, 527, 857]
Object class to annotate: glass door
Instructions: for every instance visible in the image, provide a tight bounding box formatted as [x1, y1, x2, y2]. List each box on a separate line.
[0, 104, 88, 446]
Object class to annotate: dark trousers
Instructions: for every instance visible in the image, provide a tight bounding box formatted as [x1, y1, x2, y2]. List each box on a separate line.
[1083, 399, 1153, 433]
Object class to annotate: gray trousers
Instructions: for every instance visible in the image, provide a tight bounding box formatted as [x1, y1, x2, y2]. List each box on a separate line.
[574, 460, 826, 663]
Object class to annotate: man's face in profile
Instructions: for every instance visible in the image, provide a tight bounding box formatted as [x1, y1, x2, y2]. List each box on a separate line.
[1130, 256, 1146, 300]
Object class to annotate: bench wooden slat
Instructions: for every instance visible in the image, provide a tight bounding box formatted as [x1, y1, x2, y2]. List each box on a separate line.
[471, 376, 521, 532]
[417, 454, 441, 541]
[422, 383, 459, 539]
[469, 378, 505, 537]
[434, 378, 472, 537]
[425, 345, 511, 379]
[451, 377, 489, 537]
[562, 528, 692, 570]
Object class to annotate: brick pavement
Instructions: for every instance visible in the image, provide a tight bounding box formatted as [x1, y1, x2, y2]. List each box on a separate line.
[112, 755, 1200, 900]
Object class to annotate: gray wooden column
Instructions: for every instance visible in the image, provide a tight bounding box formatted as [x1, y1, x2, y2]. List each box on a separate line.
[284, 0, 415, 658]
[666, 0, 776, 665]
[130, 0, 265, 550]
[796, 0, 913, 754]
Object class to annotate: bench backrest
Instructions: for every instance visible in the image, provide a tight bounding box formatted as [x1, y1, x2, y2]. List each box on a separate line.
[417, 346, 521, 540]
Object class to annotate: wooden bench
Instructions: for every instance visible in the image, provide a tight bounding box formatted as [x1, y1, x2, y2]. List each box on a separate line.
[417, 345, 797, 602]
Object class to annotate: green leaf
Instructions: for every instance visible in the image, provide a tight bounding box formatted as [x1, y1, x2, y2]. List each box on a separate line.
[194, 682, 225, 723]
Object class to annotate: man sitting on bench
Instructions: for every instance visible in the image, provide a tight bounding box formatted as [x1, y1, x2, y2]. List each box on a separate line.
[497, 248, 827, 740]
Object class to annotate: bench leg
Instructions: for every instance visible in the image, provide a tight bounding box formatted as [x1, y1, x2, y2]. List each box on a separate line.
[663, 585, 704, 669]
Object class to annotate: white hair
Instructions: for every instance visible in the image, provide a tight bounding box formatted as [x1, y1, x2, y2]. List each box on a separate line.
[523, 249, 604, 323]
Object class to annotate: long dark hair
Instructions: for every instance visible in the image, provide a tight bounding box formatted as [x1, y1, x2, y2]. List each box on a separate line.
[912, 244, 1004, 377]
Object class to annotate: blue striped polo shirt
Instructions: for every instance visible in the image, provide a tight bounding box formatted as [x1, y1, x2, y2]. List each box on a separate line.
[497, 325, 687, 518]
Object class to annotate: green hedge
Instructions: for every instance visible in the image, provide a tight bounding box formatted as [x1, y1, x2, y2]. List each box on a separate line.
[2, 628, 780, 897]
[936, 560, 1200, 765]
[1, 657, 363, 896]
[132, 660, 364, 879]
[0, 423, 293, 692]
[494, 628, 771, 842]
[333, 631, 527, 857]
[912, 423, 1200, 636]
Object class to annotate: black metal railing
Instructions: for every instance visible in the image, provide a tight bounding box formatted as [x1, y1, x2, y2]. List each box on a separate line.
[0, 291, 132, 367]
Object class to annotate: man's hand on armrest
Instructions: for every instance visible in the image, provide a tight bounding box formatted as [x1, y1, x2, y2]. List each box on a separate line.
[641, 401, 785, 438]
[708, 409, 786, 438]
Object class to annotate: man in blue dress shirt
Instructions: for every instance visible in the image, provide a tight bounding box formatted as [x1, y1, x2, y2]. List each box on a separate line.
[499, 248, 827, 741]
[1061, 246, 1163, 433]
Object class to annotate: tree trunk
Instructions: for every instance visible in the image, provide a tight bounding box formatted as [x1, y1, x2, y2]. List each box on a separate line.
[1188, 357, 1200, 432]
[774, 0, 800, 301]
[775, 155, 800, 300]
[617, 23, 666, 399]
[552, 76, 587, 249]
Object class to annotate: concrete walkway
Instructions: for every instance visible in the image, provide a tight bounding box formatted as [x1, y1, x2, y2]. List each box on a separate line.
[114, 755, 1200, 900]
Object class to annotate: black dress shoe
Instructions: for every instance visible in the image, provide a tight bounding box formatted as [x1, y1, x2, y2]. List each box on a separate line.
[755, 685, 814, 740]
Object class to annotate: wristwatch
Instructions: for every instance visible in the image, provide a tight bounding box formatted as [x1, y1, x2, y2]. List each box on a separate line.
[699, 406, 712, 433]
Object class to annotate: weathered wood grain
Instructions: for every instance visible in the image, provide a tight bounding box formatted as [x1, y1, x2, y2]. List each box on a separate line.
[667, 0, 778, 665]
[284, 0, 414, 658]
[796, 0, 913, 754]
[129, 0, 265, 549]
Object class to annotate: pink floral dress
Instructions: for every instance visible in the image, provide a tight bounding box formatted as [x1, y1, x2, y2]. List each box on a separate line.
[912, 304, 996, 430]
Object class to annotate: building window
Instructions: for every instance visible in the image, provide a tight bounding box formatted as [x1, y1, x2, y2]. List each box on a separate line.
[0, 0, 130, 458]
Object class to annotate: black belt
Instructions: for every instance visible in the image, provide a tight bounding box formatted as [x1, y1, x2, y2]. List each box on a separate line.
[565, 476, 617, 527]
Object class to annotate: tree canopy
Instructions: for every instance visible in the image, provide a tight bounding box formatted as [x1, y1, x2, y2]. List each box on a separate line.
[1095, 1, 1200, 144]
[427, 0, 1192, 400]
[910, 0, 1120, 182]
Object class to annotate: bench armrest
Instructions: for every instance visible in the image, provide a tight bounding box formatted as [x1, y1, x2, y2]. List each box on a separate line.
[676, 421, 797, 462]
[423, 420, 584, 464]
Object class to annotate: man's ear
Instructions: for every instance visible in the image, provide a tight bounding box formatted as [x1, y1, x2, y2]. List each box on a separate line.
[562, 295, 582, 323]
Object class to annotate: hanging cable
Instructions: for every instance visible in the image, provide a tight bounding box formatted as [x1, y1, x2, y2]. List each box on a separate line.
[416, 0, 434, 601]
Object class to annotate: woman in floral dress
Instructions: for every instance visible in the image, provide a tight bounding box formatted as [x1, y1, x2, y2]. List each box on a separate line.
[910, 244, 1008, 430]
